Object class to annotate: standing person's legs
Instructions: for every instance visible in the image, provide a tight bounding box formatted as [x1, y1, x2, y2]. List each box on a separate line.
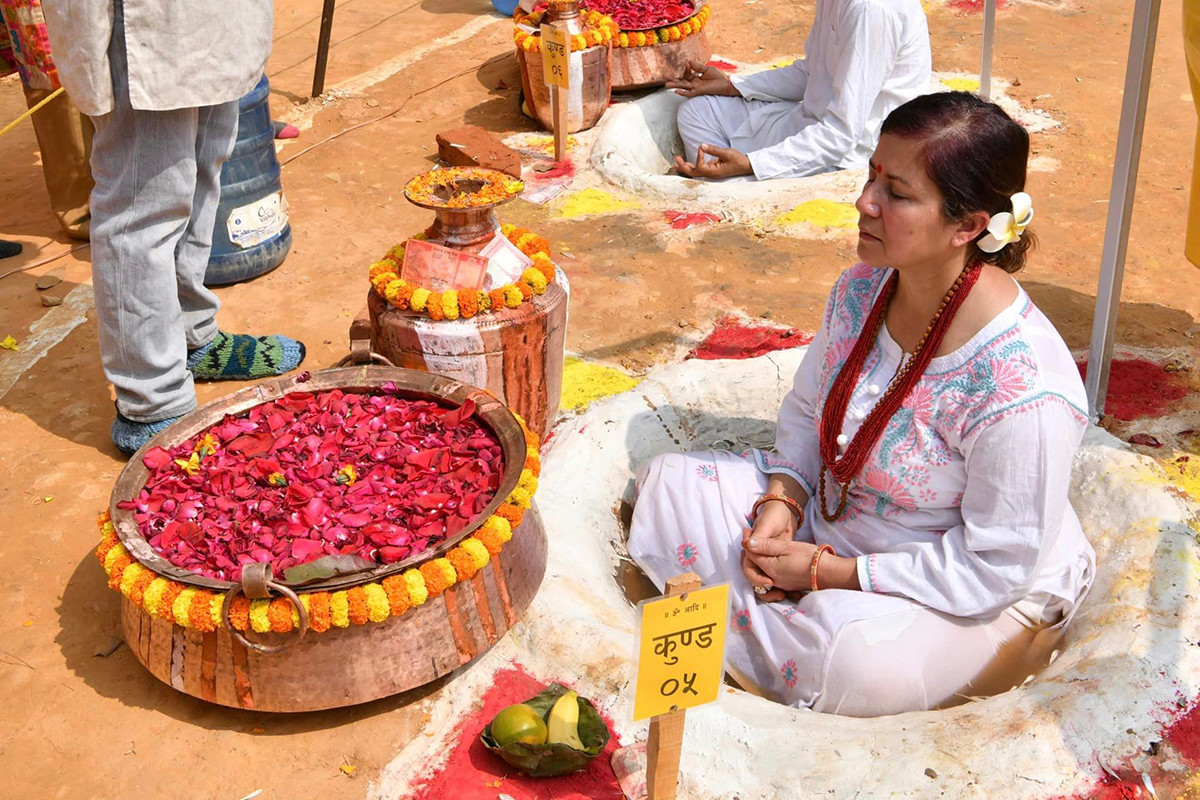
[175, 100, 236, 351]
[676, 95, 754, 163]
[90, 0, 200, 445]
[23, 84, 94, 240]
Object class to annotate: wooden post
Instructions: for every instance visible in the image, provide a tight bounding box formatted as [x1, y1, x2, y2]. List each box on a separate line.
[646, 572, 701, 800]
[312, 0, 338, 97]
[551, 77, 569, 162]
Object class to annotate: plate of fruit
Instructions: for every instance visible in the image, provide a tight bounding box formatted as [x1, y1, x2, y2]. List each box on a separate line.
[481, 683, 611, 777]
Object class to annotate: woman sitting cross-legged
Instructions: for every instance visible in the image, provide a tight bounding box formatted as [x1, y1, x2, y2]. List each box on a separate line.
[628, 92, 1094, 717]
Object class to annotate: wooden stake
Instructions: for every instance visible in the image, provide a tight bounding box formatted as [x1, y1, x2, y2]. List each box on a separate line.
[646, 572, 701, 800]
[311, 0, 338, 97]
[548, 21, 570, 163]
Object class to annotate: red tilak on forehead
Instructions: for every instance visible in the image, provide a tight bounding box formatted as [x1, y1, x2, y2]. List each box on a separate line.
[871, 161, 887, 177]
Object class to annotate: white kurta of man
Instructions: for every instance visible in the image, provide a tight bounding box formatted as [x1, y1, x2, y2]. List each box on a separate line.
[686, 0, 931, 180]
[41, 0, 272, 116]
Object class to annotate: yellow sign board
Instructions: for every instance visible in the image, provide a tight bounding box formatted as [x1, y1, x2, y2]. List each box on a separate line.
[541, 25, 570, 89]
[633, 583, 729, 721]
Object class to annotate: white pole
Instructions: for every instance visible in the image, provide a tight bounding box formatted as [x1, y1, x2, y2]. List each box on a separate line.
[980, 0, 997, 99]
[1084, 0, 1162, 420]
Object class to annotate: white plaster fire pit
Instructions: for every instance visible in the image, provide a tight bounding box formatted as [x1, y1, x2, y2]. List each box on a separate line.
[373, 349, 1200, 799]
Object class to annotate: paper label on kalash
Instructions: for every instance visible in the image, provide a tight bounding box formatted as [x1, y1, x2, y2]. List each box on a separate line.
[401, 239, 488, 292]
[480, 232, 532, 290]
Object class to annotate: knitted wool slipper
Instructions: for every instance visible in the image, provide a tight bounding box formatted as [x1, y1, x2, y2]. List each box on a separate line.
[187, 332, 306, 382]
[111, 412, 179, 455]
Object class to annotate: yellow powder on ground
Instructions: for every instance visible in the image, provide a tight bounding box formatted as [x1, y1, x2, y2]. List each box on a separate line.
[942, 77, 981, 93]
[556, 188, 641, 219]
[1161, 454, 1200, 505]
[560, 357, 641, 411]
[776, 199, 858, 229]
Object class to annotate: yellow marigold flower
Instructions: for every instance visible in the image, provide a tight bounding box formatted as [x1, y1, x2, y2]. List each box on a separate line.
[103, 542, 129, 574]
[330, 591, 351, 628]
[442, 289, 460, 320]
[478, 291, 492, 313]
[461, 538, 491, 571]
[211, 594, 225, 628]
[384, 279, 406, 302]
[172, 588, 196, 627]
[247, 599, 270, 633]
[118, 562, 148, 597]
[403, 569, 429, 606]
[386, 244, 407, 261]
[364, 584, 390, 623]
[503, 285, 523, 308]
[369, 260, 394, 280]
[501, 223, 516, 237]
[481, 514, 513, 543]
[680, 20, 692, 35]
[572, 33, 587, 50]
[336, 464, 357, 486]
[519, 468, 538, 494]
[143, 578, 169, 617]
[268, 472, 288, 487]
[521, 267, 548, 294]
[411, 287, 431, 312]
[509, 486, 533, 509]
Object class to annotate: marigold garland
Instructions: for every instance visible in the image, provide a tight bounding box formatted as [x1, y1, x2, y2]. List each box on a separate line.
[515, 5, 709, 51]
[95, 418, 542, 635]
[513, 9, 618, 53]
[404, 167, 525, 209]
[369, 223, 557, 321]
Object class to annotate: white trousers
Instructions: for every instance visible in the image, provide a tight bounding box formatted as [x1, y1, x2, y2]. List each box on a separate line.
[676, 94, 790, 166]
[626, 450, 1044, 717]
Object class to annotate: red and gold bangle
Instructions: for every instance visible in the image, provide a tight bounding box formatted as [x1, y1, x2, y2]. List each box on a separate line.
[810, 544, 835, 592]
[751, 493, 804, 525]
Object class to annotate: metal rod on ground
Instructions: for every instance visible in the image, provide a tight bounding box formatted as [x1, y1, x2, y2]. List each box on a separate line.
[980, 0, 997, 99]
[312, 0, 338, 97]
[646, 573, 701, 800]
[1084, 0, 1162, 420]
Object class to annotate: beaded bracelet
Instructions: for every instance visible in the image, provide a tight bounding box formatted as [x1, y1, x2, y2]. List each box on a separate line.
[810, 544, 835, 592]
[751, 493, 804, 525]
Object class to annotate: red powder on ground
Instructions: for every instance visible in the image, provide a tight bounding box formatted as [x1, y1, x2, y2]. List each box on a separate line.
[707, 59, 738, 71]
[1163, 701, 1200, 764]
[408, 667, 624, 800]
[947, 0, 1008, 12]
[1076, 359, 1192, 421]
[689, 315, 813, 360]
[1046, 775, 1144, 800]
[664, 210, 720, 230]
[534, 159, 575, 181]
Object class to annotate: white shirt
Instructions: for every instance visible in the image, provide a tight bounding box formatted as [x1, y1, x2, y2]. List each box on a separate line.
[759, 265, 1095, 624]
[728, 0, 931, 180]
[41, 0, 272, 116]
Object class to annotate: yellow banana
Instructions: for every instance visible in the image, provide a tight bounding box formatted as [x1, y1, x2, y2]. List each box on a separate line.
[546, 690, 585, 750]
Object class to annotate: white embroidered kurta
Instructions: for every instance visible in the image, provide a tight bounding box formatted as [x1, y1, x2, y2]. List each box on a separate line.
[41, 0, 272, 116]
[727, 0, 931, 179]
[628, 265, 1095, 711]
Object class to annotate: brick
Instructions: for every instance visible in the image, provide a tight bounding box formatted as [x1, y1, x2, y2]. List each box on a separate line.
[436, 126, 522, 178]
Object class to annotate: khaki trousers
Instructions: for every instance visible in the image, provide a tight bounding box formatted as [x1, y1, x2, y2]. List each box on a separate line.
[23, 83, 93, 240]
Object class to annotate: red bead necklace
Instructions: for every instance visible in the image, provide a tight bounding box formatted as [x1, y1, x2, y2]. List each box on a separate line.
[817, 263, 983, 522]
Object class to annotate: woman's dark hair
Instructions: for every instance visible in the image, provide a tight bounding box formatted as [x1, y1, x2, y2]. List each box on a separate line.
[880, 91, 1033, 273]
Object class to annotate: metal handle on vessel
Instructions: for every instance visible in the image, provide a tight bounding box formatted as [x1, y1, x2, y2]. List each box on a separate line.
[220, 563, 310, 655]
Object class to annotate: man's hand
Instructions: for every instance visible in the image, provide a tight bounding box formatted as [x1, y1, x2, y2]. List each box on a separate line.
[665, 59, 739, 98]
[674, 145, 754, 180]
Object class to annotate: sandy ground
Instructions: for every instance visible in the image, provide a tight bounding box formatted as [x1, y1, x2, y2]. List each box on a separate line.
[1, 0, 1198, 797]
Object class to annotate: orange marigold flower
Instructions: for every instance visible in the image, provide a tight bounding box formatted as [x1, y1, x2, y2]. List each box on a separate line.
[475, 527, 505, 556]
[495, 503, 525, 528]
[190, 591, 217, 632]
[268, 598, 294, 633]
[129, 572, 156, 606]
[106, 554, 133, 589]
[308, 593, 332, 633]
[525, 454, 542, 477]
[427, 291, 445, 321]
[158, 582, 184, 620]
[347, 586, 370, 625]
[459, 290, 479, 319]
[419, 558, 456, 597]
[447, 547, 478, 580]
[516, 281, 534, 301]
[488, 289, 507, 312]
[382, 575, 412, 616]
[229, 595, 252, 631]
